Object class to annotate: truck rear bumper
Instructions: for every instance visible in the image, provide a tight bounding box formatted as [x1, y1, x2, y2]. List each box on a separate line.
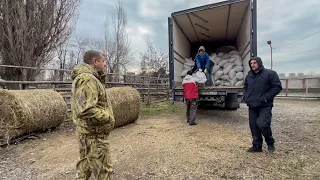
[172, 88, 244, 102]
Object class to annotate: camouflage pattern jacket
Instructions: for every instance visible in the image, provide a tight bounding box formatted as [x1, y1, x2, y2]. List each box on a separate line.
[71, 63, 115, 135]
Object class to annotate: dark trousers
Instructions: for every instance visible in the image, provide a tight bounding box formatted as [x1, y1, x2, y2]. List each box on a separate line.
[249, 107, 275, 147]
[186, 99, 198, 123]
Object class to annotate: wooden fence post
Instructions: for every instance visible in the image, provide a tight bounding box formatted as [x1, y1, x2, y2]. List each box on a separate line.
[22, 69, 28, 89]
[306, 78, 309, 97]
[285, 79, 288, 97]
[147, 76, 151, 105]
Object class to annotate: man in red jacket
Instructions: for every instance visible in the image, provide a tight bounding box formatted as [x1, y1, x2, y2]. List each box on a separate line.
[182, 71, 199, 126]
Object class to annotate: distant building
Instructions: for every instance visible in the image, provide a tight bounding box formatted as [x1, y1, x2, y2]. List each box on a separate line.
[289, 73, 296, 78]
[278, 73, 285, 79]
[297, 73, 304, 78]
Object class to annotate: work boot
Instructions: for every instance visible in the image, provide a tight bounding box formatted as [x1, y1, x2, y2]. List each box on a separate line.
[247, 146, 262, 152]
[189, 122, 197, 126]
[268, 144, 275, 153]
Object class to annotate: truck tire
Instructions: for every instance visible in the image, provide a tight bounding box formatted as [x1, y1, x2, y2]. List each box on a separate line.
[225, 93, 239, 110]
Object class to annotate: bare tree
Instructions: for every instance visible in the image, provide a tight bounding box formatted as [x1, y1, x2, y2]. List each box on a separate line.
[101, 0, 132, 81]
[140, 37, 169, 77]
[0, 0, 82, 81]
[56, 43, 69, 81]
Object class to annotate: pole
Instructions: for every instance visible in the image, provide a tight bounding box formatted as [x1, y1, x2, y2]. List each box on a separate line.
[270, 45, 273, 70]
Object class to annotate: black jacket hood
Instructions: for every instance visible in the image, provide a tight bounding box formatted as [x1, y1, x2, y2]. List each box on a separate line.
[249, 56, 264, 72]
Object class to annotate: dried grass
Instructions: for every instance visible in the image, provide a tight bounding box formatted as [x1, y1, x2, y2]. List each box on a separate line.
[107, 86, 140, 128]
[0, 89, 67, 145]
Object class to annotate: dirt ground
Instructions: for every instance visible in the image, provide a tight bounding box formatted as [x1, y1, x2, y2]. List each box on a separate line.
[1, 99, 320, 180]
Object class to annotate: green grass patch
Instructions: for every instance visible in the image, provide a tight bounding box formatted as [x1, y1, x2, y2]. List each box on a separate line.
[140, 100, 185, 116]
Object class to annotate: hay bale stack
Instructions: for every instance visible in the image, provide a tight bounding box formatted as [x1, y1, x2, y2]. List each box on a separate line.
[107, 86, 140, 128]
[0, 89, 67, 144]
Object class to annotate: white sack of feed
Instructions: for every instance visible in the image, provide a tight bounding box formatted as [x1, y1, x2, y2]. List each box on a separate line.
[217, 46, 236, 53]
[232, 54, 242, 66]
[182, 74, 197, 84]
[184, 64, 193, 70]
[236, 72, 244, 80]
[211, 75, 215, 85]
[212, 65, 221, 74]
[220, 75, 230, 81]
[223, 53, 231, 59]
[218, 59, 229, 67]
[223, 62, 234, 68]
[229, 69, 236, 79]
[229, 57, 237, 63]
[217, 52, 225, 57]
[210, 53, 217, 64]
[220, 80, 231, 86]
[230, 77, 238, 86]
[185, 57, 194, 64]
[223, 64, 234, 75]
[235, 80, 244, 86]
[184, 59, 195, 67]
[234, 66, 244, 72]
[193, 71, 207, 83]
[215, 80, 222, 86]
[214, 70, 224, 81]
[229, 50, 240, 55]
[214, 57, 222, 63]
[181, 69, 189, 76]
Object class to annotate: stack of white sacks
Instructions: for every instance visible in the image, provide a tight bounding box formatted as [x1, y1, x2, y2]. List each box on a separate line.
[210, 49, 244, 86]
[180, 47, 244, 86]
[181, 57, 194, 76]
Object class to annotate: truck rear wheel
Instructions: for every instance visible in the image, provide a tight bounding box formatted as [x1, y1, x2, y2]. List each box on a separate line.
[225, 93, 239, 110]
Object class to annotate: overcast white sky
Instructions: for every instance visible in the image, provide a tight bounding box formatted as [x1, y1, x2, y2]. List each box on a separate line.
[75, 0, 320, 74]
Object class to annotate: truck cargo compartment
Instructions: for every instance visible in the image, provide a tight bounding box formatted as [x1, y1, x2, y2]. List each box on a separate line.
[169, 0, 256, 89]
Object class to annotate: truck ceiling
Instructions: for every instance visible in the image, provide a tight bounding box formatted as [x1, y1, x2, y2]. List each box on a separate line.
[171, 0, 250, 44]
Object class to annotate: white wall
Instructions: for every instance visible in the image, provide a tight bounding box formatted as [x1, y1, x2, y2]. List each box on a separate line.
[281, 78, 320, 89]
[173, 20, 191, 84]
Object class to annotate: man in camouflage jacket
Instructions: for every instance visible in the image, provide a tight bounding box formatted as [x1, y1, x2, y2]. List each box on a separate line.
[71, 50, 115, 180]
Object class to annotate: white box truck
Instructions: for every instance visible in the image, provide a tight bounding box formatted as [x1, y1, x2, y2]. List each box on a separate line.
[168, 0, 257, 110]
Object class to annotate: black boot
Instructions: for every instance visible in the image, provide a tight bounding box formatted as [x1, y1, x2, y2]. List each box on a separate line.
[268, 144, 275, 153]
[189, 122, 197, 126]
[247, 146, 262, 152]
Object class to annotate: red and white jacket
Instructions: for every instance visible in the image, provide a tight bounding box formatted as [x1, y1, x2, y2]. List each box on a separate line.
[182, 75, 198, 100]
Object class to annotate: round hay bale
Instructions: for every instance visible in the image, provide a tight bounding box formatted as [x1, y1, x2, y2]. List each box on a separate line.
[106, 86, 140, 128]
[0, 89, 67, 144]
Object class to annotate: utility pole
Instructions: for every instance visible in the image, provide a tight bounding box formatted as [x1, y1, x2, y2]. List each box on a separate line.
[267, 40, 273, 70]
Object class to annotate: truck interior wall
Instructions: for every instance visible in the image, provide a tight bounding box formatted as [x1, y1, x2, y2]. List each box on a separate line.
[236, 3, 251, 79]
[173, 21, 191, 85]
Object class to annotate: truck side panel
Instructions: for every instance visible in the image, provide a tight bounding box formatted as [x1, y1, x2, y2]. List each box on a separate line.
[250, 0, 257, 57]
[168, 17, 174, 89]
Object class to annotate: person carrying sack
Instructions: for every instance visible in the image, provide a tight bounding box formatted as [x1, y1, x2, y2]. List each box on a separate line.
[182, 71, 199, 126]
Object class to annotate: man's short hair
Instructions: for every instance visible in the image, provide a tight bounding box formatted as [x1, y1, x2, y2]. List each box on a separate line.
[83, 50, 103, 64]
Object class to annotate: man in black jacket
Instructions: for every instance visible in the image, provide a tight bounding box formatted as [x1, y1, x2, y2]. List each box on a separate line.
[243, 56, 282, 153]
